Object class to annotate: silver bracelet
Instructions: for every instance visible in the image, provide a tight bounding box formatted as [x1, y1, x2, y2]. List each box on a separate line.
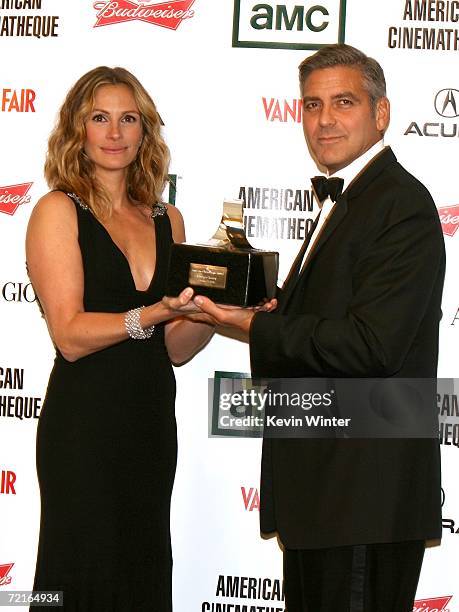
[124, 306, 155, 340]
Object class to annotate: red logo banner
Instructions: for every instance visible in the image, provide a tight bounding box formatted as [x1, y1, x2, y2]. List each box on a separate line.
[413, 596, 452, 612]
[0, 563, 13, 587]
[0, 183, 33, 216]
[241, 486, 260, 511]
[438, 204, 459, 237]
[93, 0, 195, 30]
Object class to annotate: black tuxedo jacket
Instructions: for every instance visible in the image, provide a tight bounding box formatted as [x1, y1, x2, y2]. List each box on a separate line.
[249, 147, 445, 549]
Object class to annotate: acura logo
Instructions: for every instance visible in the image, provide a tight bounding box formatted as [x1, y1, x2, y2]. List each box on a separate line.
[434, 89, 459, 118]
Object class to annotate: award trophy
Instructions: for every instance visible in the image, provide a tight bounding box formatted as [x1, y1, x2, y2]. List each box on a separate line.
[166, 199, 279, 306]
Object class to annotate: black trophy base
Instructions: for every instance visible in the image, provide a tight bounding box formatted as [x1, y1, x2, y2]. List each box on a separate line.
[166, 243, 278, 307]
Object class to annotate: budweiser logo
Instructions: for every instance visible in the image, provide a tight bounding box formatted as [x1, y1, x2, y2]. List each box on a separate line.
[0, 563, 13, 587]
[438, 204, 459, 237]
[413, 595, 452, 612]
[93, 0, 195, 29]
[0, 183, 33, 216]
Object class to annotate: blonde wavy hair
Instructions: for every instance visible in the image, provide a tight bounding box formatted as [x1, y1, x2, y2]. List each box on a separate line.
[45, 66, 170, 219]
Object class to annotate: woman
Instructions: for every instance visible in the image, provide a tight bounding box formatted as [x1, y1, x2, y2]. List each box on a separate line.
[26, 66, 214, 611]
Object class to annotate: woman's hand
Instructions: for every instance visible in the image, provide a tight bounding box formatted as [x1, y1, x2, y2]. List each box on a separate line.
[163, 288, 216, 364]
[161, 287, 203, 317]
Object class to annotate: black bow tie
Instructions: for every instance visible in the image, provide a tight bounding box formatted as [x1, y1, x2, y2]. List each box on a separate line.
[311, 176, 344, 204]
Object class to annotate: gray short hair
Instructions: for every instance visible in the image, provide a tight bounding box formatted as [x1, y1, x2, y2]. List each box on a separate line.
[299, 44, 387, 112]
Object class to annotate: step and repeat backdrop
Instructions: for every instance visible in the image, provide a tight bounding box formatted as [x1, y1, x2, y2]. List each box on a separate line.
[1, 0, 459, 610]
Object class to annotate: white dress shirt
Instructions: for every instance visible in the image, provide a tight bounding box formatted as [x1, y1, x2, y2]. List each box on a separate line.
[299, 139, 386, 271]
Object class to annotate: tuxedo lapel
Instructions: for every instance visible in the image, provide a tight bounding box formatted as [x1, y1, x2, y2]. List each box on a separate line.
[344, 146, 396, 201]
[304, 148, 396, 267]
[298, 194, 348, 272]
[278, 148, 397, 315]
[279, 196, 348, 314]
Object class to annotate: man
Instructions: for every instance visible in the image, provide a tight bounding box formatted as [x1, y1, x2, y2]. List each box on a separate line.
[194, 44, 445, 611]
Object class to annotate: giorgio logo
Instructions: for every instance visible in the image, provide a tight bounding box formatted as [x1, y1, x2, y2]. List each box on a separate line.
[1, 282, 37, 303]
[93, 0, 195, 30]
[435, 89, 459, 118]
[233, 0, 347, 50]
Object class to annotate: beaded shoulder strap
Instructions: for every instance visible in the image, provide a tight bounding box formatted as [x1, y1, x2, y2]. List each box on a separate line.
[67, 193, 168, 218]
[150, 202, 167, 218]
[67, 192, 88, 210]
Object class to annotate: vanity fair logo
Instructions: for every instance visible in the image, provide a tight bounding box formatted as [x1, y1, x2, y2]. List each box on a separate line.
[0, 470, 16, 495]
[438, 204, 459, 237]
[262, 97, 303, 123]
[93, 0, 195, 30]
[1, 88, 35, 112]
[241, 486, 260, 511]
[412, 595, 452, 612]
[0, 183, 32, 215]
[0, 563, 14, 587]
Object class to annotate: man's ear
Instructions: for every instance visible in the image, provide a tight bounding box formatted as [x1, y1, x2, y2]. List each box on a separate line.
[375, 97, 390, 133]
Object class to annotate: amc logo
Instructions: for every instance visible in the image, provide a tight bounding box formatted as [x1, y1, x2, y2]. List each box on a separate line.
[233, 0, 347, 50]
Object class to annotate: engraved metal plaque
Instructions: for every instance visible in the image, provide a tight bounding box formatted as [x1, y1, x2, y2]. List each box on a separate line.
[189, 263, 228, 289]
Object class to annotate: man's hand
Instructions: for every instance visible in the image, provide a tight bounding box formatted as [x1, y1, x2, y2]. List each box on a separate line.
[192, 296, 277, 334]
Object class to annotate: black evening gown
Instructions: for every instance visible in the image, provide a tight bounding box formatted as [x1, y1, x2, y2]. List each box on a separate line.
[31, 194, 177, 611]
